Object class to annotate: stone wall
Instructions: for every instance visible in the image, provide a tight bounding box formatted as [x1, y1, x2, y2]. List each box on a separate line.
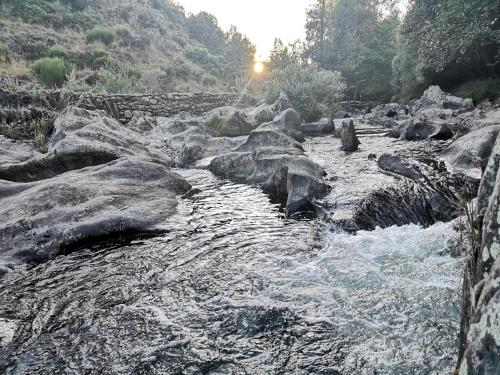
[73, 92, 241, 123]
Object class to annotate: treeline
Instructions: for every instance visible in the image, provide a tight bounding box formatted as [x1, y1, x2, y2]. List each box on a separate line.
[269, 0, 500, 103]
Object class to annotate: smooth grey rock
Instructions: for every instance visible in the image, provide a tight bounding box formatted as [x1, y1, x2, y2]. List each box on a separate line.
[440, 126, 500, 179]
[0, 158, 191, 261]
[302, 117, 335, 137]
[377, 154, 424, 181]
[340, 120, 360, 152]
[0, 107, 172, 182]
[399, 120, 453, 141]
[209, 128, 328, 214]
[217, 111, 255, 137]
[258, 108, 304, 142]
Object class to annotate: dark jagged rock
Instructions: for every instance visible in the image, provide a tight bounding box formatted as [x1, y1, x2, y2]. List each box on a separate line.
[340, 120, 360, 152]
[399, 120, 454, 141]
[355, 153, 462, 230]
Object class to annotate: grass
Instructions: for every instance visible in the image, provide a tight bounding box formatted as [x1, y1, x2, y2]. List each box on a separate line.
[30, 117, 54, 152]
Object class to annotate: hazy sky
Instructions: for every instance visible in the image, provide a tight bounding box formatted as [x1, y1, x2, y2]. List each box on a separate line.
[176, 0, 315, 60]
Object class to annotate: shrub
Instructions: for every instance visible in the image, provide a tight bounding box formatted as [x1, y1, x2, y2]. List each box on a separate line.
[185, 47, 225, 77]
[91, 62, 139, 93]
[0, 42, 7, 63]
[168, 58, 192, 80]
[57, 13, 95, 30]
[114, 26, 131, 38]
[265, 63, 346, 122]
[47, 46, 67, 59]
[201, 74, 217, 87]
[33, 57, 73, 87]
[86, 26, 117, 46]
[452, 79, 500, 104]
[205, 114, 224, 135]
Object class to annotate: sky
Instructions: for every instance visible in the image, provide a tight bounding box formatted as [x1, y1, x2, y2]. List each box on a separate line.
[176, 0, 315, 60]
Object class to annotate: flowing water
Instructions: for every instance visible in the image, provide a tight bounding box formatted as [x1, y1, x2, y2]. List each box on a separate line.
[0, 135, 463, 374]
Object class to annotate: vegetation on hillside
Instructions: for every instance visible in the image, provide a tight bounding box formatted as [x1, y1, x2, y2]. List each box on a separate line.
[0, 0, 256, 93]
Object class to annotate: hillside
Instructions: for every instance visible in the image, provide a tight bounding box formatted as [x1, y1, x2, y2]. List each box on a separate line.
[0, 0, 256, 93]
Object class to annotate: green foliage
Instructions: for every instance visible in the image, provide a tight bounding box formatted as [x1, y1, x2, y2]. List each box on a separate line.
[86, 26, 117, 46]
[452, 79, 500, 104]
[0, 42, 7, 63]
[185, 47, 225, 77]
[92, 62, 140, 93]
[47, 46, 68, 59]
[60, 0, 90, 11]
[30, 117, 54, 152]
[167, 58, 192, 80]
[114, 26, 131, 38]
[394, 0, 499, 98]
[201, 74, 217, 87]
[186, 12, 226, 55]
[265, 63, 345, 122]
[32, 57, 73, 87]
[306, 0, 399, 101]
[224, 26, 256, 80]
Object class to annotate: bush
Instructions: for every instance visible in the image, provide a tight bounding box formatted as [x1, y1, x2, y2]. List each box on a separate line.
[185, 47, 225, 77]
[452, 79, 500, 104]
[168, 58, 192, 81]
[86, 26, 117, 46]
[33, 57, 73, 87]
[0, 42, 7, 63]
[57, 12, 95, 30]
[114, 26, 131, 38]
[92, 62, 139, 93]
[201, 74, 217, 87]
[265, 63, 346, 122]
[47, 46, 67, 59]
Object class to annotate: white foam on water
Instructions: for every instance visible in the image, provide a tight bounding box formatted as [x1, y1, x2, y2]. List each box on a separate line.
[259, 221, 463, 374]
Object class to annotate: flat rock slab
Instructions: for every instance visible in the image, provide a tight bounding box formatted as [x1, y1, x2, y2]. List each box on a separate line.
[0, 158, 190, 263]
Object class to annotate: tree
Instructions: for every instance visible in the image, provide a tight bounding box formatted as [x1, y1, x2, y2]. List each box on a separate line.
[306, 0, 400, 101]
[185, 11, 226, 55]
[394, 0, 500, 100]
[224, 25, 256, 80]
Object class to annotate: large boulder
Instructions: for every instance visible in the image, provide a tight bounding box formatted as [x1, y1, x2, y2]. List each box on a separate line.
[213, 111, 255, 137]
[439, 125, 500, 179]
[0, 158, 191, 263]
[209, 129, 329, 214]
[0, 107, 172, 182]
[340, 120, 360, 152]
[399, 120, 454, 141]
[258, 108, 304, 142]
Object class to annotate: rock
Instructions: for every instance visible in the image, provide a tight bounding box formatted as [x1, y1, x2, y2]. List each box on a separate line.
[302, 117, 335, 137]
[246, 104, 276, 125]
[0, 106, 172, 183]
[439, 125, 500, 179]
[0, 158, 191, 262]
[458, 133, 500, 374]
[333, 110, 351, 119]
[209, 128, 328, 214]
[377, 154, 424, 181]
[0, 136, 40, 165]
[126, 116, 157, 132]
[258, 108, 304, 142]
[340, 120, 360, 152]
[217, 111, 255, 137]
[399, 120, 453, 141]
[237, 129, 303, 152]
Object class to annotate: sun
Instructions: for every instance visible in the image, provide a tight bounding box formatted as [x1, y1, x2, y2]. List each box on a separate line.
[254, 61, 264, 74]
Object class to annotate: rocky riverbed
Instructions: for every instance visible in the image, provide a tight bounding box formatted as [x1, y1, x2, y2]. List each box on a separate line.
[1, 87, 500, 374]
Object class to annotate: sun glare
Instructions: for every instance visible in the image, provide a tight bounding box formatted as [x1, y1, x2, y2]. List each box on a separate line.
[254, 61, 264, 74]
